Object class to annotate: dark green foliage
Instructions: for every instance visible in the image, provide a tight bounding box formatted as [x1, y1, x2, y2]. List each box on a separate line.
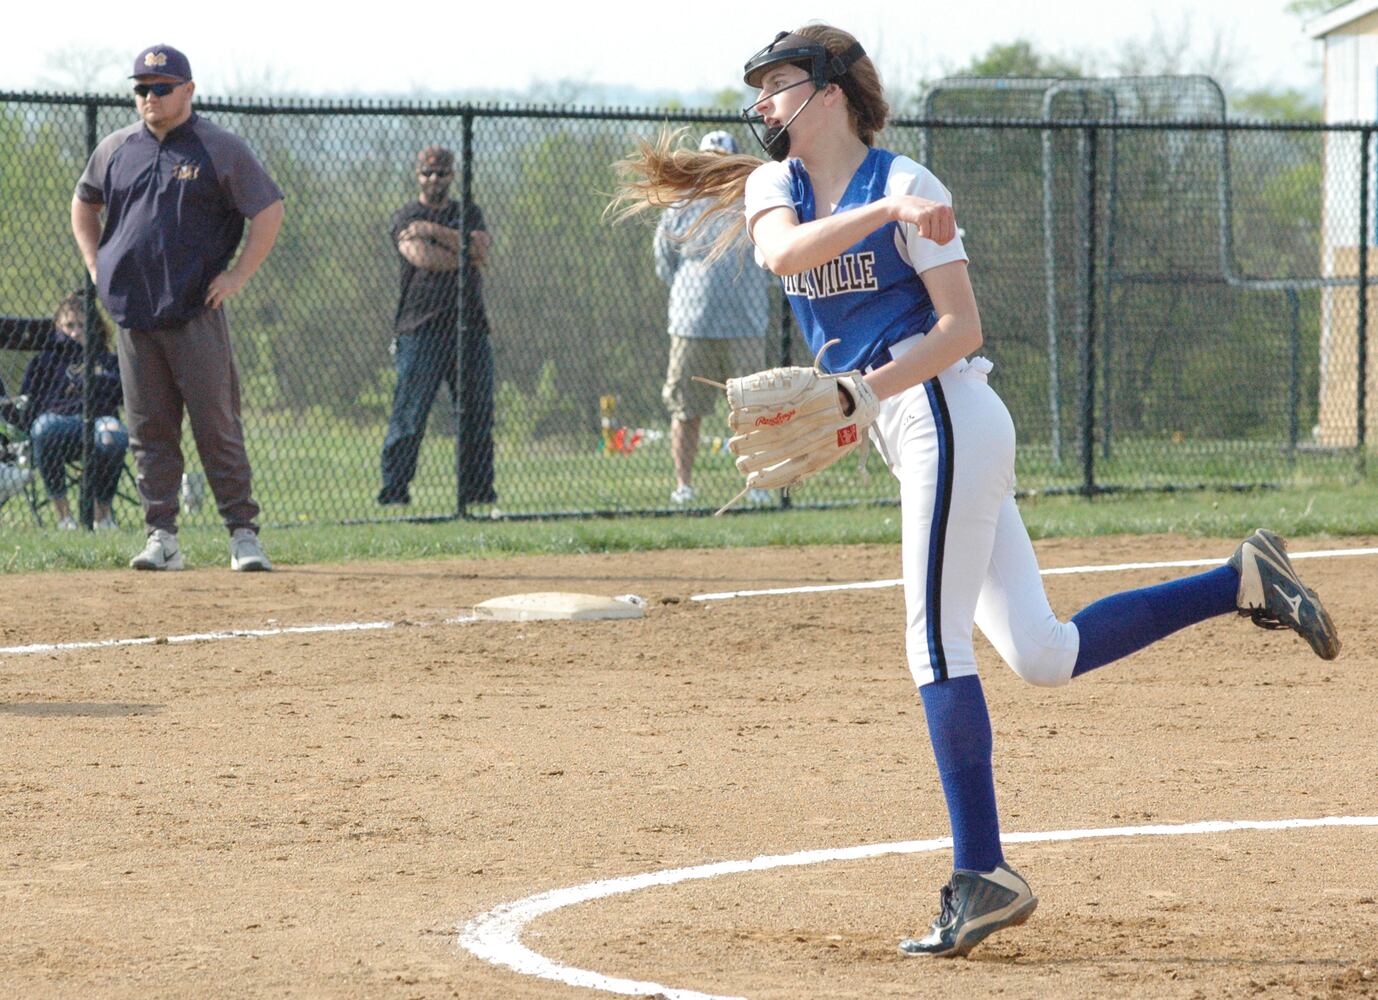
[959, 40, 1087, 79]
[0, 91, 1365, 530]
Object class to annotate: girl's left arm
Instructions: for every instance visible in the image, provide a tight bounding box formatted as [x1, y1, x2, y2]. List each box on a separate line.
[862, 260, 983, 401]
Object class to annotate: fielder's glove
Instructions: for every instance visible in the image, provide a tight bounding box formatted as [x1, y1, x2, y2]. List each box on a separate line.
[696, 340, 880, 514]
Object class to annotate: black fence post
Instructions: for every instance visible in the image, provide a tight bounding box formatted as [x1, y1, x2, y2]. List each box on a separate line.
[79, 99, 99, 529]
[778, 284, 793, 367]
[1359, 127, 1370, 476]
[1080, 127, 1098, 497]
[456, 109, 474, 518]
[779, 296, 793, 510]
[1101, 120, 1120, 464]
[1286, 288, 1301, 455]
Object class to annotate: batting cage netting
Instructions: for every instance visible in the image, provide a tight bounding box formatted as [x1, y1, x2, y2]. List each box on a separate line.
[0, 79, 1372, 529]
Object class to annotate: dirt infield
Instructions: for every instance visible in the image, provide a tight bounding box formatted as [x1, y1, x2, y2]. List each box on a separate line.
[3, 533, 1376, 999]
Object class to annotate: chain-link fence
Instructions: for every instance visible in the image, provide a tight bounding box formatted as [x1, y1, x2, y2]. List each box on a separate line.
[0, 82, 1372, 530]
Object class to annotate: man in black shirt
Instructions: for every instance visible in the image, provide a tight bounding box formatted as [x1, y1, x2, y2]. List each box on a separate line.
[378, 145, 496, 508]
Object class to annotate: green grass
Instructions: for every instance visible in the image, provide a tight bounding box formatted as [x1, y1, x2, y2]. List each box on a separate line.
[9, 400, 1358, 531]
[2, 480, 1375, 574]
[3, 393, 1370, 572]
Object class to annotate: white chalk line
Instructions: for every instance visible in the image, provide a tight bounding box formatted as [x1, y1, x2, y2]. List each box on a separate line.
[689, 544, 1378, 602]
[4, 544, 1375, 657]
[0, 620, 394, 655]
[458, 815, 1378, 1000]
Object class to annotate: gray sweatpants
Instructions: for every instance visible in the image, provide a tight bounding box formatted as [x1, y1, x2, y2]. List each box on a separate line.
[117, 306, 261, 535]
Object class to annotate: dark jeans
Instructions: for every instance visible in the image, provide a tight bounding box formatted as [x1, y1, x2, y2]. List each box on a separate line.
[380, 326, 495, 504]
[29, 412, 129, 502]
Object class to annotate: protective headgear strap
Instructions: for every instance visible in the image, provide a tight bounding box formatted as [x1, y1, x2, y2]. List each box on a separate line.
[743, 31, 866, 90]
[823, 43, 866, 84]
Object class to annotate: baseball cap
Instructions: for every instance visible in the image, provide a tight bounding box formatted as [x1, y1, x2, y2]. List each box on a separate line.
[131, 44, 192, 82]
[416, 145, 455, 172]
[699, 131, 740, 154]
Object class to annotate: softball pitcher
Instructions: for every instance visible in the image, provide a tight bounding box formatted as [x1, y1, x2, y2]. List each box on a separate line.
[611, 23, 1340, 959]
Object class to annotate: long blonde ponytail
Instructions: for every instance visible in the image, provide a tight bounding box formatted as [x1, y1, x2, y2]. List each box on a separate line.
[606, 127, 763, 260]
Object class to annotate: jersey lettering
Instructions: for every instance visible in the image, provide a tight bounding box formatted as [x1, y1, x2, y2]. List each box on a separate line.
[782, 251, 879, 300]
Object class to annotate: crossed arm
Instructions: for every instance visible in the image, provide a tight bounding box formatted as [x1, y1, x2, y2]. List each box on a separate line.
[397, 220, 490, 272]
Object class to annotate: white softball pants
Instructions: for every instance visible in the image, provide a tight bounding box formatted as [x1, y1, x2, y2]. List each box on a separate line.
[870, 348, 1080, 689]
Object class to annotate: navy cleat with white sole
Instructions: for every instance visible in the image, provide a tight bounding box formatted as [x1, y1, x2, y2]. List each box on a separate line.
[1228, 528, 1339, 660]
[899, 862, 1038, 958]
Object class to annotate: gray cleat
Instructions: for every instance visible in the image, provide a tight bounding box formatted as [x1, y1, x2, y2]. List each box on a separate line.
[899, 862, 1038, 958]
[1228, 528, 1339, 660]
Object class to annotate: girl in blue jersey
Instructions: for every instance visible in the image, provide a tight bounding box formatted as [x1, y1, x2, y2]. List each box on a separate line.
[612, 23, 1340, 958]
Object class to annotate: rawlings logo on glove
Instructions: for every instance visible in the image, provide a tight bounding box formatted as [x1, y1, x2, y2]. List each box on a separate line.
[756, 410, 796, 427]
[693, 339, 880, 514]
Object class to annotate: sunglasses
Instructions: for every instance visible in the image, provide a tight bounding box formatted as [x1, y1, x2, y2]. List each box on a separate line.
[419, 169, 452, 178]
[133, 82, 182, 98]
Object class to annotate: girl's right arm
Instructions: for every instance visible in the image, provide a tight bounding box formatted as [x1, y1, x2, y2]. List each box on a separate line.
[749, 195, 955, 277]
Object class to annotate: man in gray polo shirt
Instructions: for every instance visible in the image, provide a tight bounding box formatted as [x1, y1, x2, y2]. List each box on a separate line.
[655, 131, 771, 506]
[71, 43, 284, 571]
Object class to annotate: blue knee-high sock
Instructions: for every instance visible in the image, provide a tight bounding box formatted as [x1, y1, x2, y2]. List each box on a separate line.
[1071, 564, 1239, 677]
[919, 675, 1004, 873]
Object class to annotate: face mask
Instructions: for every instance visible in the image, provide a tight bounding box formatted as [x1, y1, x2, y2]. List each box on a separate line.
[762, 125, 790, 161]
[742, 79, 820, 161]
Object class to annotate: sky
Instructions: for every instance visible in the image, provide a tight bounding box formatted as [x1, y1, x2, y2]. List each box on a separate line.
[0, 1, 1329, 102]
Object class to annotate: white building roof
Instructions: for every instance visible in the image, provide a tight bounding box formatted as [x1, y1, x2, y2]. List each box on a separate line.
[1309, 0, 1378, 38]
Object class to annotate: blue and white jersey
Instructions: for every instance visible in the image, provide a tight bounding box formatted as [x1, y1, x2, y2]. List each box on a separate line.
[743, 147, 968, 373]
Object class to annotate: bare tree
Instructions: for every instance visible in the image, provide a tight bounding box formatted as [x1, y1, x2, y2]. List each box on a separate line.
[523, 78, 607, 106]
[1111, 14, 1242, 90]
[1284, 0, 1346, 16]
[214, 63, 301, 99]
[37, 44, 127, 94]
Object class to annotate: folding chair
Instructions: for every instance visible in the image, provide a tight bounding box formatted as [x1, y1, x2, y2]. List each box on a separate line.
[0, 400, 137, 529]
[19, 438, 140, 528]
[0, 429, 38, 524]
[0, 385, 41, 525]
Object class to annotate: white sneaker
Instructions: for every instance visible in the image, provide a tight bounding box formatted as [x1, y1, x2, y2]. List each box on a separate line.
[94, 516, 117, 531]
[230, 528, 272, 572]
[669, 484, 696, 505]
[746, 488, 773, 505]
[56, 515, 78, 530]
[130, 529, 184, 571]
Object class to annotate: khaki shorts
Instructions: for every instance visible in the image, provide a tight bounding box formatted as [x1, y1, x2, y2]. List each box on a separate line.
[662, 336, 767, 421]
